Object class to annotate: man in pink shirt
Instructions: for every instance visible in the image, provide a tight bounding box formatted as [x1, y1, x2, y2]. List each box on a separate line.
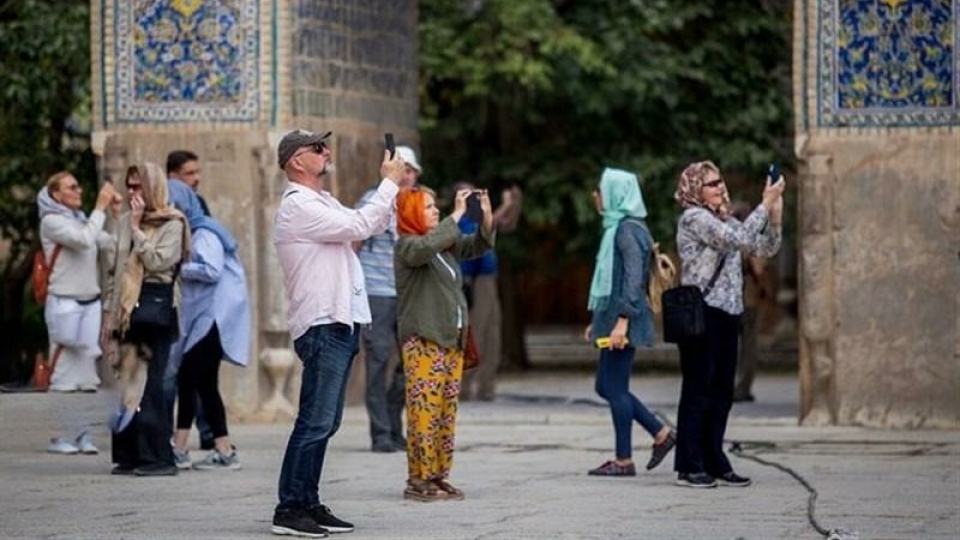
[271, 129, 404, 538]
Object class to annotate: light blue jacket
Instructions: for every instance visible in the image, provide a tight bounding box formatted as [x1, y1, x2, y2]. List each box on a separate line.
[173, 228, 251, 367]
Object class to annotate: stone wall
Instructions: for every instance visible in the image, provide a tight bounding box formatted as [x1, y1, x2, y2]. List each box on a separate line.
[794, 0, 960, 427]
[91, 0, 420, 418]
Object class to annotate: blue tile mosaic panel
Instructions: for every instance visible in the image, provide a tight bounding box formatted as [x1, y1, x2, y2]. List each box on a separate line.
[115, 0, 260, 123]
[818, 0, 959, 127]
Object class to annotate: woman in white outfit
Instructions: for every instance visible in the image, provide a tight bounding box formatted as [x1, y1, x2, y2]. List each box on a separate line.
[37, 171, 118, 454]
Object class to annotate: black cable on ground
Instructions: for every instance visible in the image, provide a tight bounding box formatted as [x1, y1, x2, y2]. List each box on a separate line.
[730, 441, 859, 540]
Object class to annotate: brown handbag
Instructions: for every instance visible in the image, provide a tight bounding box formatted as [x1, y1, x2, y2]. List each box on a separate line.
[463, 326, 480, 370]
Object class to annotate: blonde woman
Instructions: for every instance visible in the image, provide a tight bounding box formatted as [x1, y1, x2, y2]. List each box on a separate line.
[37, 172, 117, 454]
[102, 163, 190, 477]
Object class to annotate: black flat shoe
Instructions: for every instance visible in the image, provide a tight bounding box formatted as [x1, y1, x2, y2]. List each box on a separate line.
[645, 431, 677, 470]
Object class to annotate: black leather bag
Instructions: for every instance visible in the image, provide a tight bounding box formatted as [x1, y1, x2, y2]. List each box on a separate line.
[661, 255, 726, 343]
[130, 282, 175, 328]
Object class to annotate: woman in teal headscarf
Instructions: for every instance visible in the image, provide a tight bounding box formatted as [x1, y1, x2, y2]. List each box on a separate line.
[585, 168, 675, 477]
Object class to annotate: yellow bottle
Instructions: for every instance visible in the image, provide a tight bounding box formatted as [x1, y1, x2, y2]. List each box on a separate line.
[595, 337, 629, 349]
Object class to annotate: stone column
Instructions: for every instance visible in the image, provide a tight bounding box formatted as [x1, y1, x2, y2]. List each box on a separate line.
[91, 0, 420, 416]
[793, 0, 960, 427]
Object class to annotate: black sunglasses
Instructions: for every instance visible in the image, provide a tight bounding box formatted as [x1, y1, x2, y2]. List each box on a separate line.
[293, 142, 327, 159]
[703, 178, 724, 188]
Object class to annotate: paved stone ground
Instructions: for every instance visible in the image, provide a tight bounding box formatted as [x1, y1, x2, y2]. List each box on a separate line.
[1, 374, 957, 540]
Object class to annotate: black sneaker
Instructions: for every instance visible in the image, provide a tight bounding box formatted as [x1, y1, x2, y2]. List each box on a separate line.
[133, 464, 178, 477]
[645, 431, 677, 471]
[272, 508, 329, 538]
[716, 471, 752, 487]
[675, 472, 717, 488]
[371, 440, 397, 453]
[307, 505, 354, 533]
[110, 464, 135, 476]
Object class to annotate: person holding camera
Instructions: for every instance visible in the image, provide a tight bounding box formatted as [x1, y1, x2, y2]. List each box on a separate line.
[37, 172, 117, 454]
[394, 186, 494, 502]
[584, 168, 675, 477]
[672, 161, 783, 488]
[271, 130, 404, 537]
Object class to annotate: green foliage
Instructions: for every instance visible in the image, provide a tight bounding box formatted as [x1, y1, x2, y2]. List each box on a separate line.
[0, 0, 93, 379]
[419, 0, 793, 260]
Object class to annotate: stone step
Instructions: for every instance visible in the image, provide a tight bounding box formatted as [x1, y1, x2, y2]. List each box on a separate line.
[523, 325, 798, 370]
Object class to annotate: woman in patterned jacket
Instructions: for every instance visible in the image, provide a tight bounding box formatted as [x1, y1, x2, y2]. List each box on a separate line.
[672, 161, 784, 488]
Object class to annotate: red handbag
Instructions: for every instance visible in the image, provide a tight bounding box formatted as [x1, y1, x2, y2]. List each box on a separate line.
[32, 347, 62, 391]
[32, 245, 62, 306]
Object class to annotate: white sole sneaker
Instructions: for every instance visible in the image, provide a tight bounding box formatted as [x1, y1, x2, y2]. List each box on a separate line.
[270, 525, 328, 538]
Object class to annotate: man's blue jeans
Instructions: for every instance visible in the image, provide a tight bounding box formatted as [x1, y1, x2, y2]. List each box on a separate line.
[276, 323, 359, 512]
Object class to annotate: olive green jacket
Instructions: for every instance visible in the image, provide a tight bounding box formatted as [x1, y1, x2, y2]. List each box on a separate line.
[395, 216, 495, 350]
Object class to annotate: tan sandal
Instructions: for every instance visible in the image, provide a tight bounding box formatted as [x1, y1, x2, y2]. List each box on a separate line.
[432, 478, 465, 500]
[403, 478, 447, 502]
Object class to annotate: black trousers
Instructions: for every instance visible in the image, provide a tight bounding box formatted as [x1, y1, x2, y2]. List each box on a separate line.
[176, 325, 228, 439]
[112, 323, 176, 469]
[674, 305, 741, 476]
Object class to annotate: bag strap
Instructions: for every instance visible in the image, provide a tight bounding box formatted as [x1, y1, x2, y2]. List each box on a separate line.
[703, 254, 727, 297]
[48, 244, 62, 269]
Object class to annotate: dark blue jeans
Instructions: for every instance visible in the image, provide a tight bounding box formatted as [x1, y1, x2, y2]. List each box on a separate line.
[276, 323, 359, 513]
[595, 346, 664, 459]
[674, 306, 740, 476]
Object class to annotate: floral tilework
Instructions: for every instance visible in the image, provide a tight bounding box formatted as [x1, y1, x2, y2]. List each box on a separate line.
[819, 0, 959, 127]
[115, 0, 259, 123]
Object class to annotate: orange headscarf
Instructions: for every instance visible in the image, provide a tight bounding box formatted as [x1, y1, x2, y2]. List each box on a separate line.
[396, 187, 434, 236]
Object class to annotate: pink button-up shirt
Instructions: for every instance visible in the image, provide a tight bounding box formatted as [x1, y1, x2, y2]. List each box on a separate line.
[274, 179, 399, 340]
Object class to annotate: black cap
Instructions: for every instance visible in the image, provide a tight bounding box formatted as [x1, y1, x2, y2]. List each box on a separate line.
[277, 129, 332, 169]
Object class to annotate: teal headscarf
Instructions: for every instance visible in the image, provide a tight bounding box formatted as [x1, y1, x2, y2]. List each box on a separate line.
[588, 168, 648, 312]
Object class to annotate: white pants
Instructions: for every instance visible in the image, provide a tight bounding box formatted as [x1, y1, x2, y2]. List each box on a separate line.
[44, 294, 102, 391]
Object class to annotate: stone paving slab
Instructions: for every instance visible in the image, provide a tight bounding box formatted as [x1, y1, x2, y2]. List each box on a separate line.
[1, 374, 957, 540]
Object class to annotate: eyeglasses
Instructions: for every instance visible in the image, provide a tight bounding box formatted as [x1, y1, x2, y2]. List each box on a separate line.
[291, 142, 327, 161]
[61, 184, 81, 192]
[125, 182, 142, 191]
[703, 178, 724, 188]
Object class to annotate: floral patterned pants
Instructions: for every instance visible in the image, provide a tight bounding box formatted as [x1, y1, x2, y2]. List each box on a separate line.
[402, 336, 464, 481]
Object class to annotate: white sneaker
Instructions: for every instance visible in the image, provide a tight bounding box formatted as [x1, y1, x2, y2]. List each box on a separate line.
[47, 438, 79, 455]
[75, 432, 99, 455]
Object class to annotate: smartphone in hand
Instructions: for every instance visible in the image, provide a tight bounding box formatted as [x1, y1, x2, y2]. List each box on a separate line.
[767, 162, 780, 185]
[384, 133, 395, 159]
[465, 191, 483, 223]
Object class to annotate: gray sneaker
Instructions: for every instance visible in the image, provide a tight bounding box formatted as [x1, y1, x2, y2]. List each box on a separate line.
[192, 449, 240, 471]
[173, 447, 192, 469]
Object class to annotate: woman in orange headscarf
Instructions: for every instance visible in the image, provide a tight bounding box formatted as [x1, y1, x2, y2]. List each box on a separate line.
[394, 186, 494, 502]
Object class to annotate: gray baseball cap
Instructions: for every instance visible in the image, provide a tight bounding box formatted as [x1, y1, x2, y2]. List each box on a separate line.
[277, 129, 332, 169]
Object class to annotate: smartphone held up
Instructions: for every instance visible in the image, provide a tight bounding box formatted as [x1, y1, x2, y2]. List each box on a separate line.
[384, 132, 395, 159]
[767, 162, 780, 185]
[465, 191, 483, 223]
